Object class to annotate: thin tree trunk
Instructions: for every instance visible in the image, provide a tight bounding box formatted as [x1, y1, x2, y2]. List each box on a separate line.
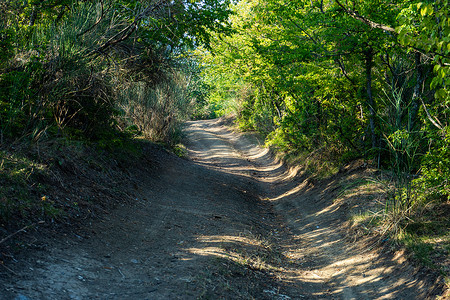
[272, 91, 283, 120]
[29, 7, 37, 26]
[365, 47, 377, 149]
[409, 52, 422, 131]
[55, 5, 66, 24]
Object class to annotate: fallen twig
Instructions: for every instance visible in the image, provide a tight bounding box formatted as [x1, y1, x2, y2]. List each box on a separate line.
[0, 221, 45, 245]
[0, 261, 18, 275]
[117, 267, 125, 279]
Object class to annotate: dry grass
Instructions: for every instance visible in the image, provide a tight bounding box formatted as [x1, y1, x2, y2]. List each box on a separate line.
[342, 170, 450, 286]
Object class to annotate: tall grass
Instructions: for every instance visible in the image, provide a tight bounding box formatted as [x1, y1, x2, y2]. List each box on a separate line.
[379, 83, 422, 233]
[0, 2, 117, 141]
[1, 1, 197, 145]
[117, 71, 194, 145]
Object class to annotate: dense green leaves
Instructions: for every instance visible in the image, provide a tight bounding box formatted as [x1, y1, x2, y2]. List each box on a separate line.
[1, 0, 449, 204]
[0, 0, 232, 142]
[397, 0, 450, 104]
[199, 0, 450, 205]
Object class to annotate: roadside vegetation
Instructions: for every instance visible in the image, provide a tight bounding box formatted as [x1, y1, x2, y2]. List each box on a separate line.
[197, 0, 450, 283]
[0, 0, 231, 228]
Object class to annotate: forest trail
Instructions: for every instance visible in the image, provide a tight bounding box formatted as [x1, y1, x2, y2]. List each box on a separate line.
[1, 118, 441, 299]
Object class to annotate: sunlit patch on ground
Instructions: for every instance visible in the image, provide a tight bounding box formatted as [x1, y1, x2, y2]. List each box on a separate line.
[184, 118, 446, 299]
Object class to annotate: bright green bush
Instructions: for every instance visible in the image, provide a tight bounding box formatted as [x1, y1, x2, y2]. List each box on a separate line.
[415, 130, 450, 202]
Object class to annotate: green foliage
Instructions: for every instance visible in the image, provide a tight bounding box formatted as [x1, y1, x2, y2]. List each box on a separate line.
[198, 0, 449, 190]
[415, 130, 450, 201]
[0, 59, 44, 138]
[0, 0, 236, 225]
[396, 0, 450, 202]
[0, 150, 60, 224]
[0, 28, 14, 67]
[0, 0, 233, 145]
[117, 70, 193, 145]
[195, 1, 450, 266]
[397, 0, 450, 104]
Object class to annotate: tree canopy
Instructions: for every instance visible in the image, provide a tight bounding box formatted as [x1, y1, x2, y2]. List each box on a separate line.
[0, 0, 232, 143]
[198, 0, 450, 205]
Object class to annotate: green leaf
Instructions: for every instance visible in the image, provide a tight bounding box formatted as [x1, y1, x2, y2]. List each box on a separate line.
[435, 88, 447, 100]
[421, 5, 432, 16]
[430, 77, 440, 89]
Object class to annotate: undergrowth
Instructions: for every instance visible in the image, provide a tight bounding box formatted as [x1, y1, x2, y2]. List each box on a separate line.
[0, 134, 148, 232]
[0, 0, 207, 230]
[348, 172, 450, 284]
[0, 149, 58, 225]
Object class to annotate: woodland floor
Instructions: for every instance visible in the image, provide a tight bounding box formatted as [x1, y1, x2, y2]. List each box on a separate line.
[0, 118, 447, 299]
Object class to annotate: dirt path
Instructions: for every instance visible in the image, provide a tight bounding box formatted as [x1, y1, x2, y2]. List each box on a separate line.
[1, 118, 443, 299]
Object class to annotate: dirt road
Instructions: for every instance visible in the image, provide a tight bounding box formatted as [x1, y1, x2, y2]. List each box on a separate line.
[1, 118, 443, 299]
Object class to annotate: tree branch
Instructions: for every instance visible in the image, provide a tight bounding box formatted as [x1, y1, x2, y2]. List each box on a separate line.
[0, 221, 45, 245]
[420, 97, 444, 130]
[334, 0, 396, 33]
[335, 57, 355, 85]
[77, 2, 109, 37]
[90, 0, 169, 56]
[334, 0, 450, 61]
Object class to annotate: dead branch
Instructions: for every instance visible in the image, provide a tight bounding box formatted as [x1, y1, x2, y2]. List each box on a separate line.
[0, 221, 45, 246]
[91, 0, 169, 56]
[420, 98, 444, 130]
[334, 0, 396, 33]
[0, 261, 18, 275]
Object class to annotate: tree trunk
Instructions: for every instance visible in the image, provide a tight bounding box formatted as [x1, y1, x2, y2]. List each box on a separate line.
[365, 47, 377, 149]
[29, 7, 38, 26]
[55, 5, 66, 24]
[409, 52, 422, 131]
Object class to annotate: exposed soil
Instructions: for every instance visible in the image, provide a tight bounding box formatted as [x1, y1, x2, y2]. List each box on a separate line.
[0, 118, 447, 299]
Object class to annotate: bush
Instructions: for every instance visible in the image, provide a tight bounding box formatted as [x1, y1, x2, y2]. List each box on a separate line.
[117, 71, 193, 145]
[415, 129, 450, 202]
